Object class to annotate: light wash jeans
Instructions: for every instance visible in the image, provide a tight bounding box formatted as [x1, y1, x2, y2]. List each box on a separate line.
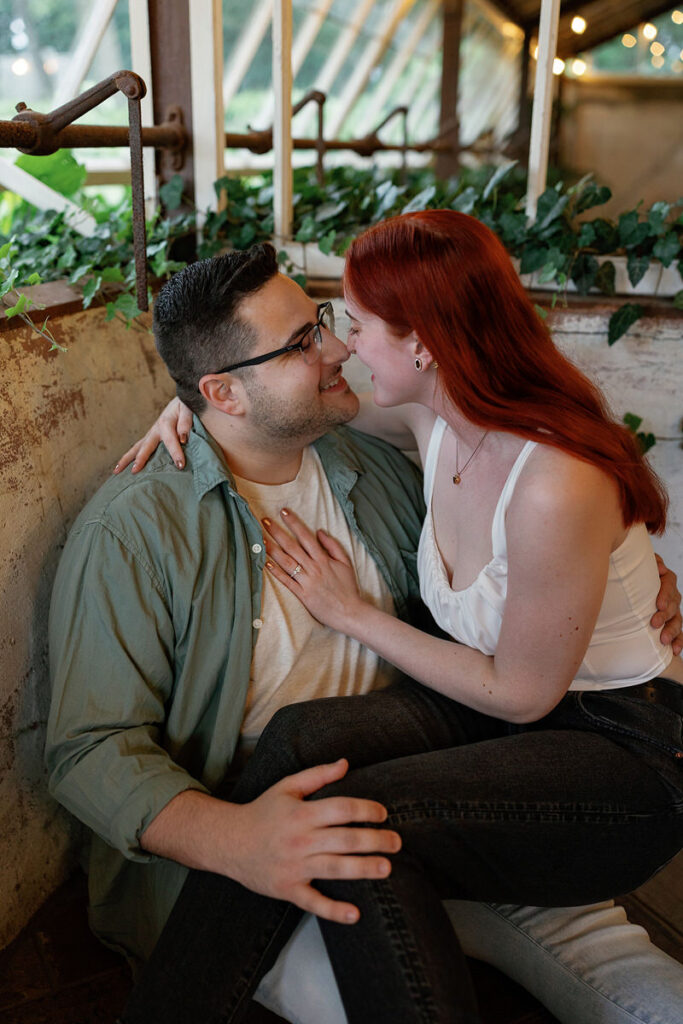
[255, 898, 683, 1024]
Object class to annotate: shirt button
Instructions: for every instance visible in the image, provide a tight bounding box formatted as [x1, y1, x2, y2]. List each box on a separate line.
[252, 618, 264, 629]
[251, 543, 263, 554]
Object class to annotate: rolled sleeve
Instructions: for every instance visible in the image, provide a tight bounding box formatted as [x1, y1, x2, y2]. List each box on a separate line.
[47, 520, 207, 860]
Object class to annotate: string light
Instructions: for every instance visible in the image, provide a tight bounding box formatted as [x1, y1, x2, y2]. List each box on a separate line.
[650, 41, 665, 56]
[672, 11, 683, 25]
[651, 54, 665, 68]
[622, 33, 637, 48]
[642, 23, 657, 40]
[553, 57, 566, 75]
[11, 57, 30, 76]
[572, 58, 587, 75]
[571, 16, 587, 34]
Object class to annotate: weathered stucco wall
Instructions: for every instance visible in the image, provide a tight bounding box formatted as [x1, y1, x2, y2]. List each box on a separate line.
[0, 310, 173, 949]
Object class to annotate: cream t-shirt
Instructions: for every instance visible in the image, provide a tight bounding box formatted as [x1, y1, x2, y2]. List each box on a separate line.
[233, 446, 397, 741]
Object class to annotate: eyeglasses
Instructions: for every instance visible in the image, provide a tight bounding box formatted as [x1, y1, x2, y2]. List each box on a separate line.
[215, 302, 335, 374]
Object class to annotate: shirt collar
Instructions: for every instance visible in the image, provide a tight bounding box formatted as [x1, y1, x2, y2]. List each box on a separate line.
[187, 416, 366, 503]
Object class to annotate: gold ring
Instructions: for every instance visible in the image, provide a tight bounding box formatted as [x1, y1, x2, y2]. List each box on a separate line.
[290, 563, 303, 578]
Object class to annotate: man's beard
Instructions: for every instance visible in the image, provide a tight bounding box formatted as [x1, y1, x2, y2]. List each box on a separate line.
[242, 374, 358, 451]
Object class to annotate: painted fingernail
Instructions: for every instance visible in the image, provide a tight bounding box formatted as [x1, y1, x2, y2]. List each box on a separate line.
[176, 460, 184, 469]
[114, 463, 120, 472]
[179, 434, 188, 444]
[131, 462, 137, 472]
[280, 508, 289, 517]
[265, 560, 274, 569]
[262, 517, 271, 527]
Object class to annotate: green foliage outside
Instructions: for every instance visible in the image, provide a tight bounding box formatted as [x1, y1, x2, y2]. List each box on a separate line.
[1, 155, 682, 353]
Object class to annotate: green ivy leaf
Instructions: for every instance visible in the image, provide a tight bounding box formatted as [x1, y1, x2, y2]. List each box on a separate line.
[575, 184, 611, 214]
[577, 222, 596, 247]
[81, 275, 102, 309]
[100, 266, 125, 283]
[69, 263, 91, 285]
[571, 253, 599, 295]
[401, 185, 437, 214]
[595, 260, 616, 296]
[520, 245, 548, 274]
[0, 267, 19, 297]
[624, 413, 655, 453]
[534, 303, 548, 320]
[4, 292, 28, 317]
[627, 253, 651, 288]
[608, 303, 644, 345]
[482, 162, 517, 202]
[317, 229, 336, 255]
[15, 150, 87, 197]
[159, 175, 185, 211]
[452, 186, 477, 214]
[26, 272, 41, 285]
[673, 290, 683, 310]
[618, 211, 650, 248]
[534, 192, 569, 231]
[653, 231, 681, 268]
[647, 201, 671, 234]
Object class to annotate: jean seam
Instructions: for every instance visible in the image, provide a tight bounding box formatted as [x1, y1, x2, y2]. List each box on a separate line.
[369, 878, 447, 1024]
[386, 800, 676, 826]
[480, 903, 668, 1024]
[222, 905, 299, 1024]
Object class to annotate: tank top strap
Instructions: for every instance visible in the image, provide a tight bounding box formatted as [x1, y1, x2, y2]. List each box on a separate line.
[422, 416, 448, 504]
[491, 440, 538, 555]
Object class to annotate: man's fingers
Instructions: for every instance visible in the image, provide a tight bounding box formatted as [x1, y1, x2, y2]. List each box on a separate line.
[292, 884, 361, 925]
[310, 825, 401, 856]
[281, 758, 351, 798]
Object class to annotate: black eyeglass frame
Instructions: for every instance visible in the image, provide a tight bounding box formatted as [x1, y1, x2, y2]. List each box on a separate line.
[213, 302, 335, 375]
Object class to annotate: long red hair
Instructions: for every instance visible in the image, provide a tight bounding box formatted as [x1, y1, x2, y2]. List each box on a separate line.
[344, 210, 667, 533]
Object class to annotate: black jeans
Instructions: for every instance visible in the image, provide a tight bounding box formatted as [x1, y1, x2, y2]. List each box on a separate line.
[120, 677, 683, 1024]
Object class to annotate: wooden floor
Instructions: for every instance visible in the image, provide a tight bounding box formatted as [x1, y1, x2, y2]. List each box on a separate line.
[1, 855, 681, 1024]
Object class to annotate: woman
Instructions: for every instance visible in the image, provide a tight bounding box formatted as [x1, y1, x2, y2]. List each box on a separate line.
[120, 212, 683, 1023]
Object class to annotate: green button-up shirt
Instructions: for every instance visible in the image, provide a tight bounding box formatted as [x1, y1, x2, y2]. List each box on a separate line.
[46, 418, 425, 966]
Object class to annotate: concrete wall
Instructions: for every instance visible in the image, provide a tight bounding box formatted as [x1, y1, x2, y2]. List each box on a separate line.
[0, 309, 173, 950]
[559, 76, 683, 219]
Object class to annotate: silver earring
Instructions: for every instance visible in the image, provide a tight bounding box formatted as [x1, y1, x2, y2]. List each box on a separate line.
[415, 358, 423, 372]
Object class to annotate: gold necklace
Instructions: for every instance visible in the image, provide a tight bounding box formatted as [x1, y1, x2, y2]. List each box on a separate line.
[452, 430, 489, 485]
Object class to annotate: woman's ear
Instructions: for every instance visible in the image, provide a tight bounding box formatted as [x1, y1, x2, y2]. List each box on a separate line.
[198, 374, 247, 416]
[410, 333, 436, 371]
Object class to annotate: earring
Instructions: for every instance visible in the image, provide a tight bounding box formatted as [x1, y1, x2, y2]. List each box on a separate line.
[415, 358, 423, 372]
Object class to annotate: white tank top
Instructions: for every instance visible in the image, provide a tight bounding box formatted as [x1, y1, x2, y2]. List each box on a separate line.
[417, 417, 673, 690]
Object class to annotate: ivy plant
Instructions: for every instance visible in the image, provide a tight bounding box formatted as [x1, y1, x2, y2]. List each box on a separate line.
[1, 156, 681, 351]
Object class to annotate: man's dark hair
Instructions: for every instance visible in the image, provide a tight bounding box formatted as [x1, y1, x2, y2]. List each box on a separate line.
[153, 243, 279, 413]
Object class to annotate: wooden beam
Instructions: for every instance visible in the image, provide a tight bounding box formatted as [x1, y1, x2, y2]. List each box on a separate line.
[436, 0, 464, 178]
[189, 0, 225, 225]
[296, 0, 375, 136]
[257, 0, 334, 129]
[327, 0, 418, 139]
[362, 0, 441, 132]
[53, 0, 118, 105]
[273, 0, 293, 242]
[223, 0, 272, 112]
[525, 0, 561, 220]
[128, 0, 157, 218]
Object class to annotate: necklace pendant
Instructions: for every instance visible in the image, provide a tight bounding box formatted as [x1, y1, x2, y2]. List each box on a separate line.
[452, 473, 461, 485]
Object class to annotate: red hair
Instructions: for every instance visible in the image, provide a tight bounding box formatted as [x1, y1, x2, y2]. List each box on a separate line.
[344, 210, 667, 533]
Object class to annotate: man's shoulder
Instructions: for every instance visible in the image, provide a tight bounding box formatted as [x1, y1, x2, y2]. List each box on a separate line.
[71, 444, 195, 538]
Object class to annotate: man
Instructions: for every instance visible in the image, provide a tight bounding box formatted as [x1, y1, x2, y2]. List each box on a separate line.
[47, 244, 683, 1023]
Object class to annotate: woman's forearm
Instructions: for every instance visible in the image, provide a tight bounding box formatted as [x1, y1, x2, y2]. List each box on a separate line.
[342, 603, 566, 724]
